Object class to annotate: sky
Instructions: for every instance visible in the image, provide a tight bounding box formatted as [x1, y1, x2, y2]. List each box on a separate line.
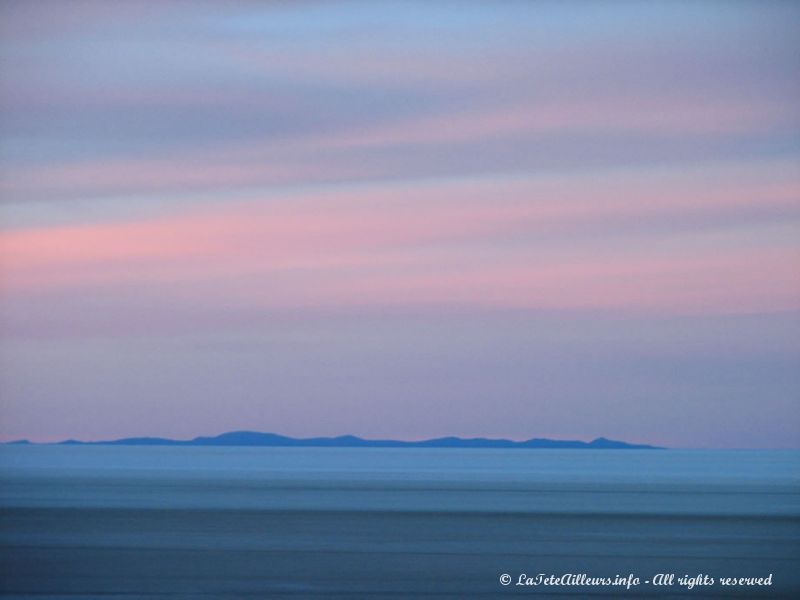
[1, 1, 799, 448]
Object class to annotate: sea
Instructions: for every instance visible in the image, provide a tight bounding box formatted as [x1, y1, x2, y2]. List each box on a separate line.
[0, 446, 798, 598]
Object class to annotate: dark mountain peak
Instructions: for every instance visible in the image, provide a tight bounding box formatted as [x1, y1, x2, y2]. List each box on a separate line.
[588, 437, 655, 449]
[190, 431, 293, 446]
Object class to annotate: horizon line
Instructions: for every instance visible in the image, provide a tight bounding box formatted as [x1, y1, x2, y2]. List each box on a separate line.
[4, 431, 798, 450]
[3, 430, 663, 449]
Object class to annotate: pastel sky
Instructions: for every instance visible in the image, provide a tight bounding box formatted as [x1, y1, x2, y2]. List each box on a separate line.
[1, 1, 799, 447]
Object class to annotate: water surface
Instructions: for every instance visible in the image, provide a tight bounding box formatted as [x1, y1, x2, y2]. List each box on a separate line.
[1, 447, 798, 598]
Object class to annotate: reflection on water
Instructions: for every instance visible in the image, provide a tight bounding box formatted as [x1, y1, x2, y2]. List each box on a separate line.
[1, 447, 799, 598]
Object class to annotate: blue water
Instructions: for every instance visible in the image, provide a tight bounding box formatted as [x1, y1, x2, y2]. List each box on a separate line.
[1, 447, 799, 598]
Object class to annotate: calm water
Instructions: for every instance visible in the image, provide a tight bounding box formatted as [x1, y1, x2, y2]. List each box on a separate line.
[1, 447, 798, 598]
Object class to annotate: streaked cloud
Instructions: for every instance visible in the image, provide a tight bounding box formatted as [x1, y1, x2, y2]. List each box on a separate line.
[4, 161, 798, 313]
[1, 1, 798, 446]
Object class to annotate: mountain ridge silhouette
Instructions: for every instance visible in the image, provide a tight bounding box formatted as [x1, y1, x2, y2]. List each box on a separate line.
[38, 430, 661, 449]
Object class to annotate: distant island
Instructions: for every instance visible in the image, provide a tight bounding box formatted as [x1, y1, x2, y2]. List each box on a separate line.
[9, 431, 661, 449]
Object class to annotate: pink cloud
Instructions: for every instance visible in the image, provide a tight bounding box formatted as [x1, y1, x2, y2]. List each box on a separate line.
[3, 162, 798, 319]
[7, 99, 793, 203]
[316, 96, 797, 152]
